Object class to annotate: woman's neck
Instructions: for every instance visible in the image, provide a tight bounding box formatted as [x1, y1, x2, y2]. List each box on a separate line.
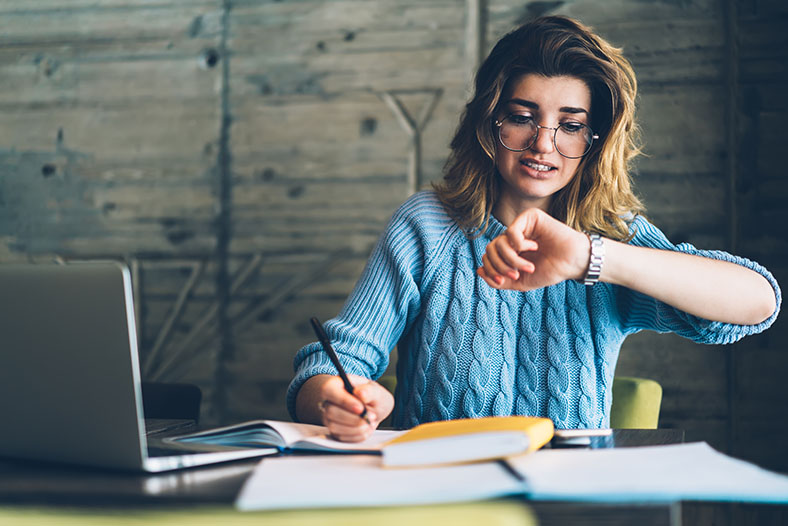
[493, 193, 552, 226]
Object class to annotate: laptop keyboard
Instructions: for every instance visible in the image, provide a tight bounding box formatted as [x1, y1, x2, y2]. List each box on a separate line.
[144, 418, 197, 437]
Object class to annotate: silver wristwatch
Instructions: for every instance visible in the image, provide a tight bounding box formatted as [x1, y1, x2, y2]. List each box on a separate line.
[582, 233, 604, 286]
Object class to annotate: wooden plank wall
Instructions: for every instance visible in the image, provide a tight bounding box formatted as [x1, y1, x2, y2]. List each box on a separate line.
[0, 0, 785, 485]
[731, 0, 788, 477]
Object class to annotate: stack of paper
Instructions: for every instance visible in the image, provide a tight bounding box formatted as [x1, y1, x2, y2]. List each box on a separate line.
[508, 441, 788, 503]
[236, 442, 788, 511]
[236, 455, 526, 510]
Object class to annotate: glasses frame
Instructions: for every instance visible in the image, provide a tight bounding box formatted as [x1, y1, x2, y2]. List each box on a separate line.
[494, 115, 599, 159]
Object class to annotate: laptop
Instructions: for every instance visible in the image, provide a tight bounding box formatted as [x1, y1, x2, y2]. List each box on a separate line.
[0, 261, 273, 472]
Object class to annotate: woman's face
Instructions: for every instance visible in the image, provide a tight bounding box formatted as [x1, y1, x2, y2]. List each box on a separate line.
[494, 73, 592, 215]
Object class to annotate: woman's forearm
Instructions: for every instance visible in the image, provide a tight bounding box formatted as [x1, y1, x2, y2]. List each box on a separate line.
[601, 239, 776, 326]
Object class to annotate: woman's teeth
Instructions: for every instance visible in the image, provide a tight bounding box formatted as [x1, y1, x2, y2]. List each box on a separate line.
[523, 160, 554, 172]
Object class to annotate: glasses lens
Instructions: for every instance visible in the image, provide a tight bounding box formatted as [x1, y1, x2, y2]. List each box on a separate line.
[498, 116, 537, 151]
[555, 123, 594, 158]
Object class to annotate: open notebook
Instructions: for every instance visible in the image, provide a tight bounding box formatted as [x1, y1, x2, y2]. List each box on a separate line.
[169, 415, 554, 467]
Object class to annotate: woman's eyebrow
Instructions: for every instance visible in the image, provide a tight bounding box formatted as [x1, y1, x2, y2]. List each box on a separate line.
[507, 98, 538, 110]
[560, 106, 589, 115]
[507, 99, 589, 116]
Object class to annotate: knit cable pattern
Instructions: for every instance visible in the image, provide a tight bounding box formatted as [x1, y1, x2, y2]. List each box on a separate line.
[515, 289, 541, 416]
[589, 284, 618, 426]
[463, 267, 495, 417]
[567, 282, 596, 427]
[430, 260, 469, 421]
[408, 294, 440, 428]
[493, 291, 517, 416]
[545, 284, 570, 427]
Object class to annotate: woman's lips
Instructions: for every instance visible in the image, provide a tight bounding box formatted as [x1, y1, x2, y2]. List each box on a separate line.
[520, 158, 557, 178]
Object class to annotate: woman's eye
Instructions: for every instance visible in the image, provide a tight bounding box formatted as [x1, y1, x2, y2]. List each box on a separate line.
[509, 114, 534, 126]
[560, 122, 586, 134]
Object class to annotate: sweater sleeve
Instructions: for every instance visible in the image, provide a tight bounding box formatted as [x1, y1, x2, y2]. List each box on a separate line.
[286, 194, 432, 420]
[616, 215, 781, 344]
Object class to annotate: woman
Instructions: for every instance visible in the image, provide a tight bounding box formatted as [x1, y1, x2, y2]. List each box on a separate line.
[288, 16, 780, 441]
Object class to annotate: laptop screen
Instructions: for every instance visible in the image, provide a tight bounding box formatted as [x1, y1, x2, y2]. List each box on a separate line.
[0, 262, 148, 470]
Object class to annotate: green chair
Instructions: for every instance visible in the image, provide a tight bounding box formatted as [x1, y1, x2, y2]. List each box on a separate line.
[610, 376, 662, 429]
[377, 375, 662, 429]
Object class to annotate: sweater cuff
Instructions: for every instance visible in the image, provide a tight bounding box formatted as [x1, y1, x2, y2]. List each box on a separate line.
[668, 245, 781, 344]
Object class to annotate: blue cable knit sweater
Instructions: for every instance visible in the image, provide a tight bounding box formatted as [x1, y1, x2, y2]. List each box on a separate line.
[288, 191, 781, 429]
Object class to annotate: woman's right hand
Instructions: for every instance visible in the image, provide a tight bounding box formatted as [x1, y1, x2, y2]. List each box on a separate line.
[478, 207, 590, 292]
[295, 374, 394, 442]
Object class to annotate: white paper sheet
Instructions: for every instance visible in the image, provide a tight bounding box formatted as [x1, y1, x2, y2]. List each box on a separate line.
[508, 441, 788, 503]
[236, 441, 788, 510]
[236, 454, 526, 510]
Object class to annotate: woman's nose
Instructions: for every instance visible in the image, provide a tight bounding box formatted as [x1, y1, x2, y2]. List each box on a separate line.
[530, 126, 555, 154]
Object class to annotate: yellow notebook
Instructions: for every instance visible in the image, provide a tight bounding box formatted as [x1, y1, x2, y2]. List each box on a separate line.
[381, 416, 554, 468]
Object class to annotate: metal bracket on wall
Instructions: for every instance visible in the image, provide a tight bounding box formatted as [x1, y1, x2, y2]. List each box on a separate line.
[124, 249, 349, 384]
[138, 259, 205, 377]
[379, 88, 443, 195]
[169, 249, 349, 382]
[144, 253, 264, 381]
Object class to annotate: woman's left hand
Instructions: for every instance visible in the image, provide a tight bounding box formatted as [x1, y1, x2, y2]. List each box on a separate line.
[478, 208, 591, 291]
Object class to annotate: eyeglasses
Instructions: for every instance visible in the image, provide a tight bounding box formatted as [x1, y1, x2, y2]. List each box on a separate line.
[494, 114, 599, 159]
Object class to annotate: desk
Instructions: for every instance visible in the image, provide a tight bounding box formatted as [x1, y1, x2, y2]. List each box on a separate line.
[0, 429, 782, 525]
[0, 429, 683, 525]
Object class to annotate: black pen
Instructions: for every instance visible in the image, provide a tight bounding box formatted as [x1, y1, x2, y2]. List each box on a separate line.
[498, 458, 528, 484]
[309, 317, 372, 425]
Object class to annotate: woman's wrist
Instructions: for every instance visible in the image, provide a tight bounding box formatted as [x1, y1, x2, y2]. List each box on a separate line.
[571, 230, 601, 283]
[578, 233, 605, 286]
[294, 374, 332, 424]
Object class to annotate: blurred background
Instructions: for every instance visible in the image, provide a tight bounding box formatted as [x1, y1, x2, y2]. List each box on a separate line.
[0, 0, 785, 476]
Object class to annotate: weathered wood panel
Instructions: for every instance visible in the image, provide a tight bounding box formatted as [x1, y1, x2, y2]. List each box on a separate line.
[731, 0, 788, 473]
[0, 1, 223, 257]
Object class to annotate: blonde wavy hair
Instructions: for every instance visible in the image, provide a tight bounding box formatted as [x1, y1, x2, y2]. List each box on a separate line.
[434, 16, 644, 240]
